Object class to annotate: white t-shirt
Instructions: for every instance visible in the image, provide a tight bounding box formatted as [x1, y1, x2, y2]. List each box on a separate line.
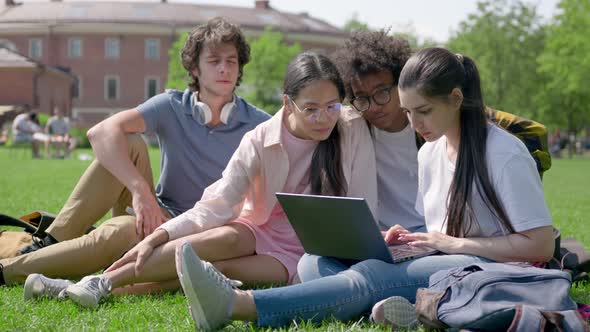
[12, 113, 39, 141]
[416, 124, 552, 237]
[373, 124, 425, 231]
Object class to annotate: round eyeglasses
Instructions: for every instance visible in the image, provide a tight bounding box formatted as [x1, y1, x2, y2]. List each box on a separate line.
[288, 96, 342, 122]
[350, 86, 394, 112]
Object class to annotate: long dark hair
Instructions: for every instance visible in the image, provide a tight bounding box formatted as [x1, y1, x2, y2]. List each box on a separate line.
[399, 48, 514, 237]
[283, 52, 347, 196]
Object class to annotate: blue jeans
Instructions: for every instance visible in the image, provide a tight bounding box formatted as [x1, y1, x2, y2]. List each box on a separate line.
[297, 254, 356, 282]
[298, 224, 428, 281]
[253, 254, 491, 327]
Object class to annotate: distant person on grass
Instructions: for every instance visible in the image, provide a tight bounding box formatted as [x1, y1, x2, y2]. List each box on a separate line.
[169, 47, 555, 331]
[298, 30, 552, 283]
[0, 129, 7, 146]
[27, 52, 377, 308]
[11, 111, 49, 158]
[0, 17, 270, 290]
[46, 106, 77, 158]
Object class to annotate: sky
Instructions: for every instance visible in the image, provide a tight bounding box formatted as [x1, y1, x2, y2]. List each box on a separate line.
[18, 0, 562, 42]
[186, 0, 562, 42]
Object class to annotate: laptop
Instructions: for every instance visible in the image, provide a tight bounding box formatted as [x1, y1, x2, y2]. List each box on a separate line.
[276, 193, 437, 264]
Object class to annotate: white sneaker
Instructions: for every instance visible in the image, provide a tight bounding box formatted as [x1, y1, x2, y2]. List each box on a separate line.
[23, 273, 73, 300]
[175, 242, 241, 331]
[65, 275, 112, 308]
[370, 296, 419, 329]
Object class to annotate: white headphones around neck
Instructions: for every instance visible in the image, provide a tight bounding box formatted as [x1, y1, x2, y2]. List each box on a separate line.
[191, 92, 236, 126]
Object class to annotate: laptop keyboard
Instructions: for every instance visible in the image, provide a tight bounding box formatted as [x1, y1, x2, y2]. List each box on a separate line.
[389, 244, 435, 260]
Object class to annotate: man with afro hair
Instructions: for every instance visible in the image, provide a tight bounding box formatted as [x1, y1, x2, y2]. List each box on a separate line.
[332, 30, 423, 234]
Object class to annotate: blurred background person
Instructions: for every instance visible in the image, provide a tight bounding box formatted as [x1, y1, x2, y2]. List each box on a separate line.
[46, 107, 77, 158]
[11, 111, 50, 158]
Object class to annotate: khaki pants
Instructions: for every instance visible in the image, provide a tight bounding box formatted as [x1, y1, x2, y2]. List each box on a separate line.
[48, 134, 154, 241]
[1, 135, 158, 284]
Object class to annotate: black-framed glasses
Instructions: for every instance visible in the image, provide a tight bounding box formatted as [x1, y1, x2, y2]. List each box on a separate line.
[350, 86, 394, 112]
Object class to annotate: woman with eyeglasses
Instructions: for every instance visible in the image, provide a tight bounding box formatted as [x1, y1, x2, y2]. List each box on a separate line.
[35, 51, 377, 308]
[172, 48, 554, 331]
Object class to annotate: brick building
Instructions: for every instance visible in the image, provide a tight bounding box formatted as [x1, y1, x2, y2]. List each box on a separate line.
[0, 47, 75, 129]
[0, 0, 347, 126]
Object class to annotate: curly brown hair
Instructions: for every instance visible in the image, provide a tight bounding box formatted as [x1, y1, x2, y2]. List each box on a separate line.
[332, 30, 412, 99]
[181, 17, 250, 91]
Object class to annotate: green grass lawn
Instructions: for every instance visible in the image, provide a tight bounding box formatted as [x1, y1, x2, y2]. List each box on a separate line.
[0, 147, 589, 331]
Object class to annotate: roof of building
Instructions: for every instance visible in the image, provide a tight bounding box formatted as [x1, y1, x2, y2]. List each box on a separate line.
[0, 1, 345, 36]
[0, 46, 75, 80]
[0, 46, 36, 68]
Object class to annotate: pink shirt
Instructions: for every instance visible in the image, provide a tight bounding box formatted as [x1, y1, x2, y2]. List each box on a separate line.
[229, 121, 317, 283]
[159, 107, 378, 241]
[280, 118, 317, 194]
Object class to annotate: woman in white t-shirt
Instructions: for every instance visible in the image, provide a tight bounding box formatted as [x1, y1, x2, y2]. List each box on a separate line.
[394, 47, 553, 254]
[369, 47, 555, 327]
[159, 48, 555, 331]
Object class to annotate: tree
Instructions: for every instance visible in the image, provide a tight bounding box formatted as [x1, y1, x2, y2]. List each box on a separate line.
[166, 32, 188, 91]
[447, 0, 547, 120]
[238, 27, 301, 114]
[343, 12, 370, 32]
[536, 0, 590, 139]
[343, 15, 438, 50]
[391, 22, 439, 50]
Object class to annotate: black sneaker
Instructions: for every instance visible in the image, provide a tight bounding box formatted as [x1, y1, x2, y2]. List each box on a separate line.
[19, 234, 58, 255]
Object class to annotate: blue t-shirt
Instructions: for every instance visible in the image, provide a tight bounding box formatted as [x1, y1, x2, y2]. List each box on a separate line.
[138, 89, 270, 216]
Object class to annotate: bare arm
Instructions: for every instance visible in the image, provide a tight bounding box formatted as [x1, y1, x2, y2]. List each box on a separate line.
[105, 228, 169, 274]
[453, 226, 554, 262]
[108, 128, 262, 273]
[87, 109, 167, 238]
[399, 225, 555, 263]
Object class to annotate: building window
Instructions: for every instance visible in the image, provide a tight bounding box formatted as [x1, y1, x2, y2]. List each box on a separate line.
[29, 38, 42, 59]
[68, 38, 83, 58]
[105, 38, 120, 59]
[145, 38, 160, 60]
[0, 39, 17, 51]
[145, 77, 160, 99]
[73, 77, 82, 100]
[104, 75, 120, 101]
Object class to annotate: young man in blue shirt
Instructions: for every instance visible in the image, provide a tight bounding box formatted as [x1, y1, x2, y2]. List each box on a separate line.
[0, 17, 270, 290]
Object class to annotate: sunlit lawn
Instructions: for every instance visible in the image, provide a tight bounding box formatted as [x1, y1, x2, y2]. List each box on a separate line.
[0, 147, 588, 331]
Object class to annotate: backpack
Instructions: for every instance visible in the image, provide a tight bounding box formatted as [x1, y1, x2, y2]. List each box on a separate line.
[0, 211, 57, 238]
[0, 211, 57, 259]
[415, 262, 589, 331]
[550, 229, 590, 282]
